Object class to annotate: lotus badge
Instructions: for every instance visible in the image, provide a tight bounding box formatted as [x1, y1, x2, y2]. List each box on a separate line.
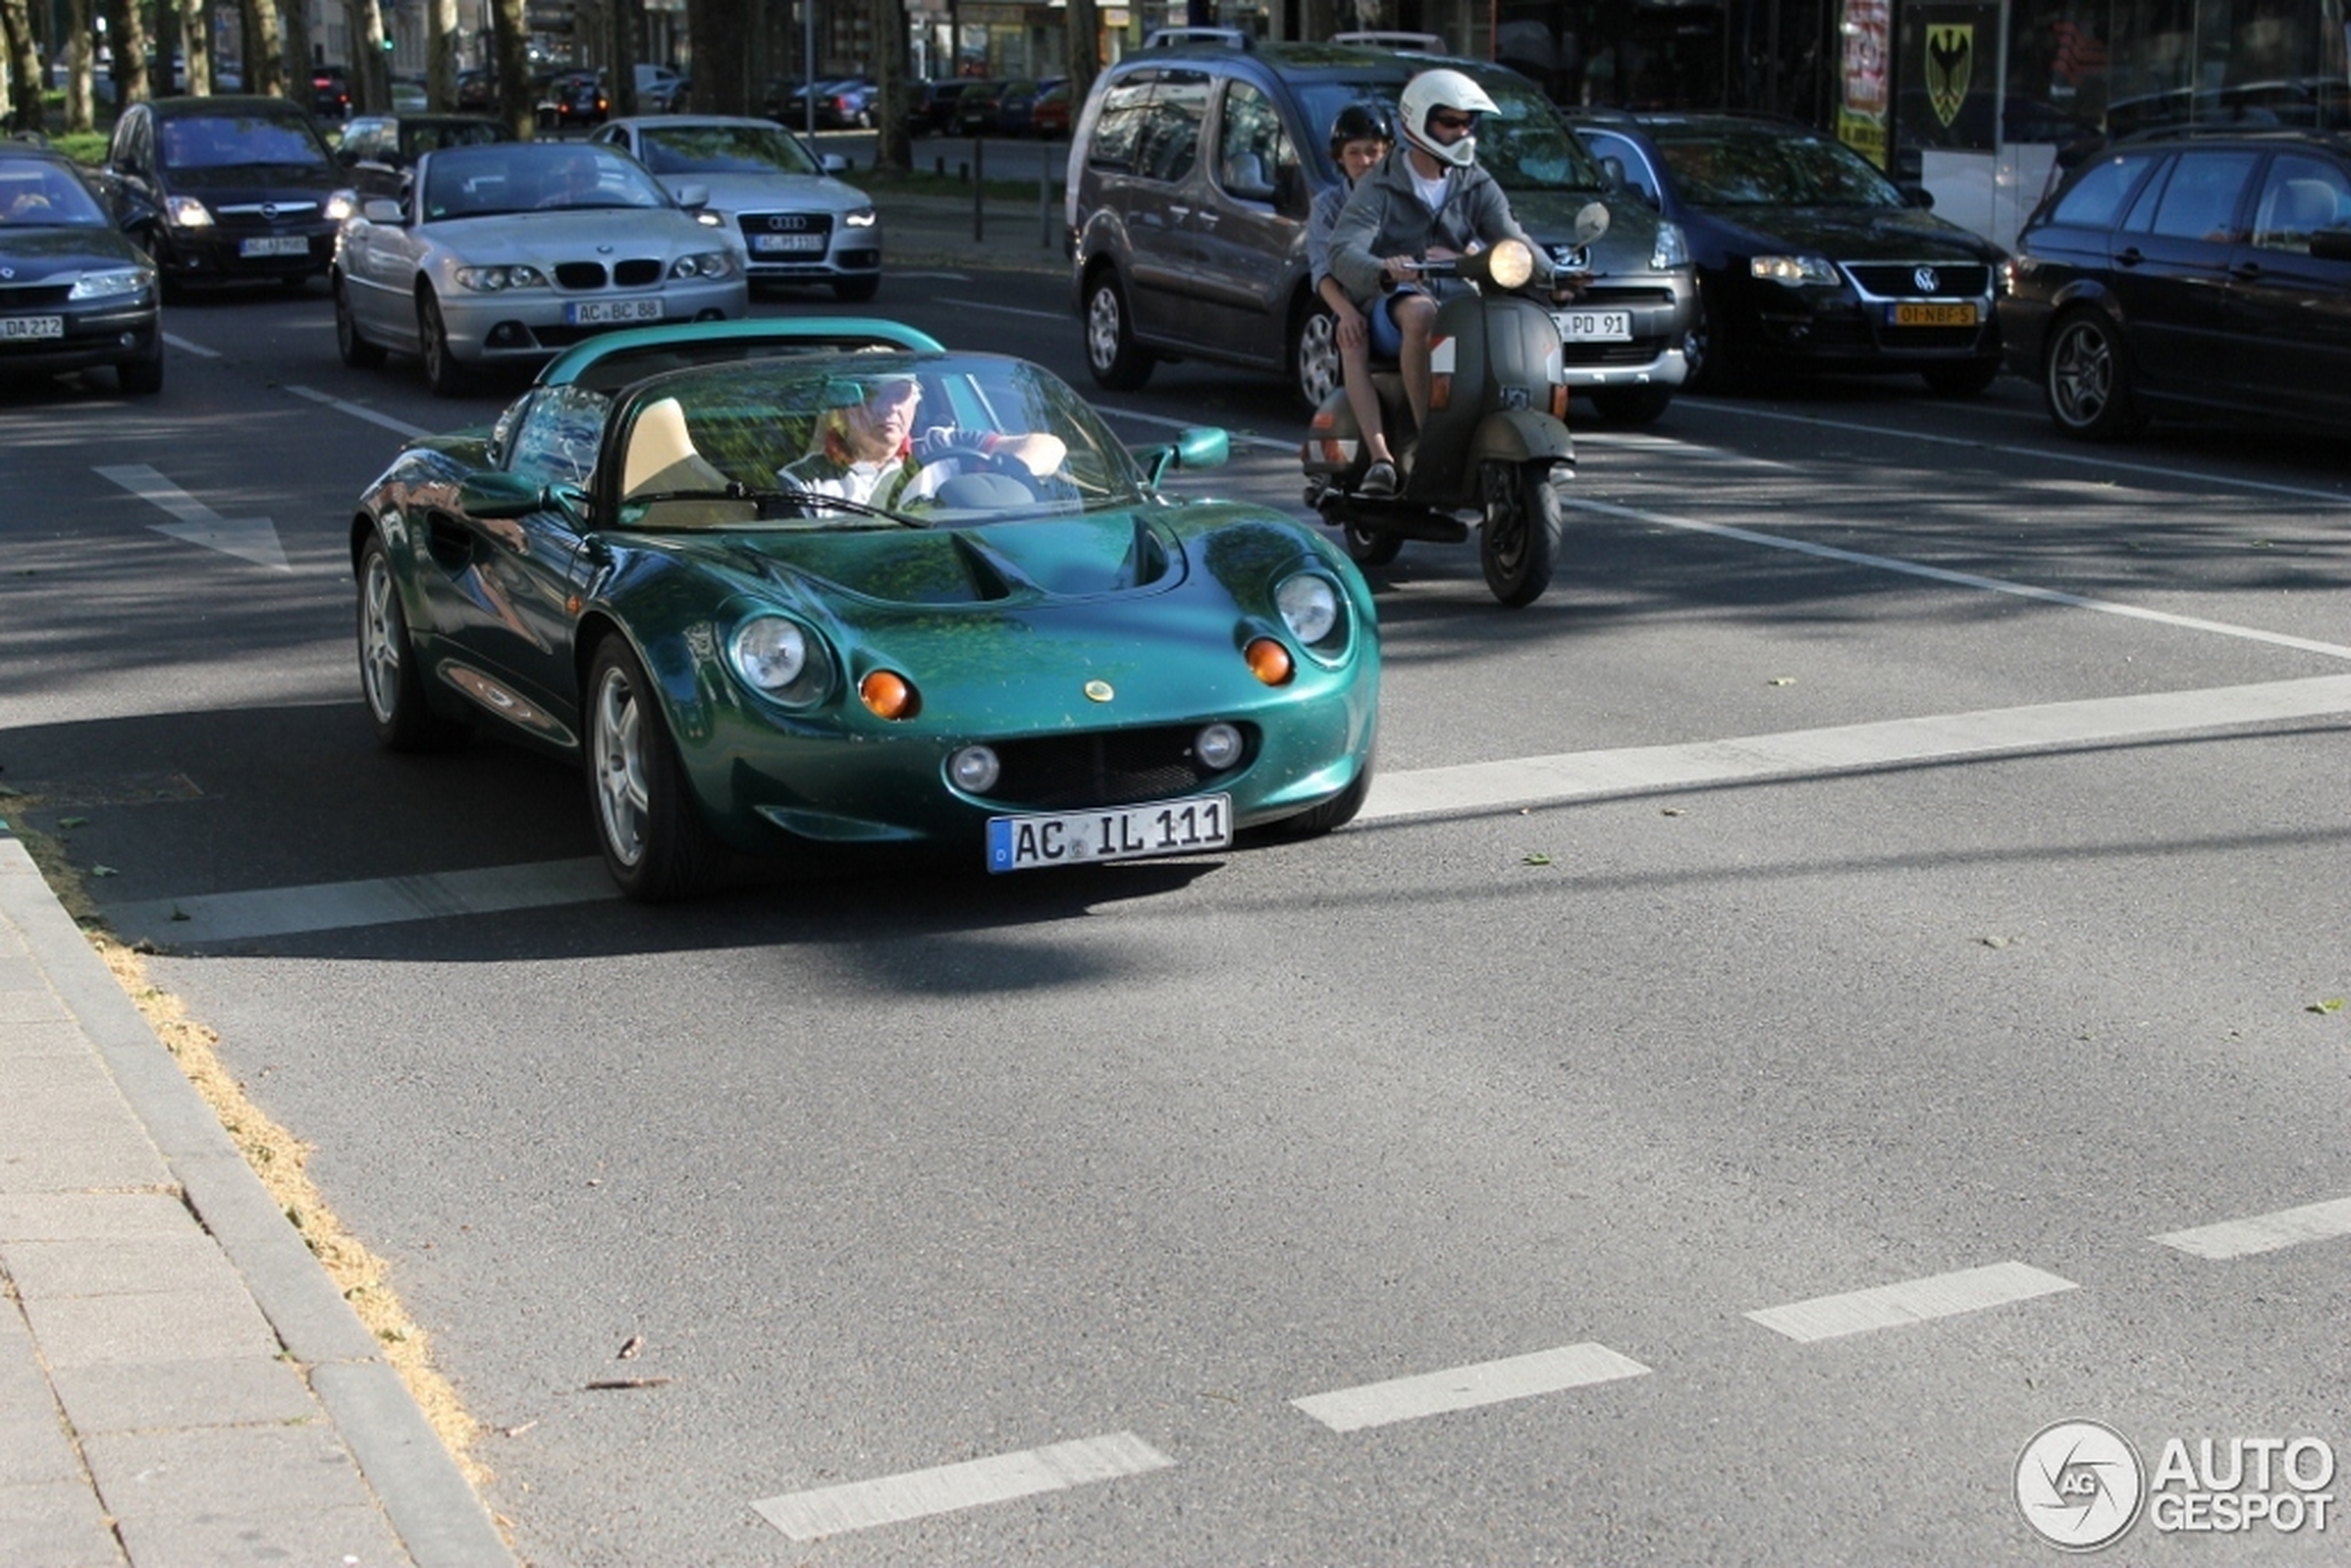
[1083, 679, 1114, 703]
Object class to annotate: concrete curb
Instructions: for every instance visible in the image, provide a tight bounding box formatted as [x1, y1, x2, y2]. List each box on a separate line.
[0, 837, 515, 1568]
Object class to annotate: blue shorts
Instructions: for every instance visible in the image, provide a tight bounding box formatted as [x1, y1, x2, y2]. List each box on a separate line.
[1369, 287, 1427, 360]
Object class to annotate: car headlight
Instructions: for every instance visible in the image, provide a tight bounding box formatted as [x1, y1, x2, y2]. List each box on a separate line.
[69, 267, 151, 301]
[454, 264, 546, 291]
[1651, 220, 1689, 271]
[1751, 254, 1839, 286]
[325, 189, 358, 223]
[1275, 572, 1341, 647]
[843, 205, 877, 229]
[164, 194, 213, 228]
[670, 250, 738, 280]
[728, 614, 834, 706]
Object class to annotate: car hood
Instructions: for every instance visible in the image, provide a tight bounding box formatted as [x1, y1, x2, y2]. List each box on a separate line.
[1694, 205, 1999, 261]
[1504, 187, 1673, 277]
[662, 172, 868, 214]
[0, 225, 149, 276]
[423, 208, 715, 260]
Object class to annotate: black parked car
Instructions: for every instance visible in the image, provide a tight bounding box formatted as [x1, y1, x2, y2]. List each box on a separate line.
[106, 96, 347, 291]
[536, 70, 609, 130]
[0, 141, 163, 392]
[310, 62, 351, 120]
[1573, 111, 2008, 394]
[2000, 127, 2351, 439]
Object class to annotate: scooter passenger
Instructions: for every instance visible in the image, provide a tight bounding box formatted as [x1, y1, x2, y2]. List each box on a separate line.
[1309, 103, 1402, 497]
[1326, 68, 1571, 450]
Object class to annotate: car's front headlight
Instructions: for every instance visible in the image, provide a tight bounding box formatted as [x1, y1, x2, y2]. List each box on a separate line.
[454, 264, 546, 291]
[325, 188, 358, 223]
[728, 614, 834, 707]
[1275, 572, 1342, 649]
[1651, 219, 1690, 271]
[1751, 254, 1839, 286]
[843, 205, 877, 229]
[69, 267, 152, 301]
[670, 250, 739, 280]
[164, 194, 212, 229]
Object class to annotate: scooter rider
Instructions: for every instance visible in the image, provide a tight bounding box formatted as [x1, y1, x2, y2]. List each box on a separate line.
[1327, 68, 1573, 445]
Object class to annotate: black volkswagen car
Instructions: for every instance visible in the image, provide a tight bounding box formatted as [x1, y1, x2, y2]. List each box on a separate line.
[1573, 111, 2007, 394]
[0, 142, 163, 392]
[106, 95, 347, 291]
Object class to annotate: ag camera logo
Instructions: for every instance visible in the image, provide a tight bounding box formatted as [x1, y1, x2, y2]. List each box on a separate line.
[2016, 1420, 2145, 1550]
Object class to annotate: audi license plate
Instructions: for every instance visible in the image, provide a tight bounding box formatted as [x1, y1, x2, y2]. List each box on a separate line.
[566, 298, 665, 326]
[0, 315, 64, 340]
[1551, 308, 1632, 342]
[987, 794, 1233, 873]
[238, 235, 311, 257]
[751, 232, 827, 254]
[1891, 302, 1978, 327]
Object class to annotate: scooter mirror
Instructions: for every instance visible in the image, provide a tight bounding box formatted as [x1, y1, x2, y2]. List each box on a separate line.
[1573, 201, 1610, 247]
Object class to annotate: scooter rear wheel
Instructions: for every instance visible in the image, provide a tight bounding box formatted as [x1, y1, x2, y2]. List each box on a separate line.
[1479, 459, 1562, 608]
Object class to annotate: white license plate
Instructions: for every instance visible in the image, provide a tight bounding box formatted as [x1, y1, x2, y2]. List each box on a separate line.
[751, 232, 827, 254]
[1551, 309, 1632, 342]
[0, 315, 64, 341]
[238, 235, 312, 257]
[566, 298, 665, 325]
[987, 793, 1233, 873]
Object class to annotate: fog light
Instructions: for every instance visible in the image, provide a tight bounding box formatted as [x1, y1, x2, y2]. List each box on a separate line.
[1244, 638, 1292, 686]
[950, 744, 1000, 792]
[1195, 723, 1242, 770]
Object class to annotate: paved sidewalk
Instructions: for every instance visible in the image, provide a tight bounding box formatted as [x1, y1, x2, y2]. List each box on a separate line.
[0, 833, 510, 1568]
[870, 185, 1073, 277]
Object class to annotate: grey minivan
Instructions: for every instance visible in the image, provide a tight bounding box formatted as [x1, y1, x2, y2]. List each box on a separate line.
[1066, 33, 1698, 420]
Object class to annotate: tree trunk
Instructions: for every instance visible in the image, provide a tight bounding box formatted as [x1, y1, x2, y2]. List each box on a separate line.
[65, 0, 93, 131]
[279, 0, 309, 89]
[684, 0, 750, 116]
[1064, 0, 1099, 118]
[112, 0, 151, 105]
[607, 0, 638, 117]
[0, 0, 44, 130]
[1305, 0, 1338, 43]
[429, 0, 457, 108]
[346, 0, 388, 112]
[180, 0, 210, 95]
[869, 0, 909, 172]
[490, 0, 530, 139]
[243, 0, 285, 96]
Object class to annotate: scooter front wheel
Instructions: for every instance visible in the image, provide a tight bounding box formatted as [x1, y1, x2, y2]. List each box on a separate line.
[1479, 459, 1563, 607]
[1341, 517, 1403, 567]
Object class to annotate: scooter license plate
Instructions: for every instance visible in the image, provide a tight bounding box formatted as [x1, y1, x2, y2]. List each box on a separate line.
[1551, 308, 1631, 342]
[987, 794, 1232, 873]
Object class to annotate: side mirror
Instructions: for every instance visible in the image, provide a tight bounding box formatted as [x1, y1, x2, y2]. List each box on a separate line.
[362, 196, 404, 223]
[822, 154, 849, 175]
[1598, 154, 1624, 186]
[457, 471, 546, 517]
[674, 182, 710, 209]
[1138, 426, 1230, 486]
[1901, 183, 1936, 210]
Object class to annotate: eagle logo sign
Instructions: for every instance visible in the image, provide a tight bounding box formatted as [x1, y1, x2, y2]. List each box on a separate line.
[1927, 25, 1973, 127]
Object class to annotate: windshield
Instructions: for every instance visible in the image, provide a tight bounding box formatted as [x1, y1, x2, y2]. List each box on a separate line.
[639, 124, 822, 179]
[158, 114, 331, 172]
[614, 352, 1150, 529]
[1657, 129, 1907, 207]
[422, 143, 675, 219]
[0, 160, 108, 227]
[1289, 73, 1607, 192]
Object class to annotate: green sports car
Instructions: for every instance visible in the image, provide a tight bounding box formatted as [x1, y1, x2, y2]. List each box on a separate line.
[351, 318, 1379, 899]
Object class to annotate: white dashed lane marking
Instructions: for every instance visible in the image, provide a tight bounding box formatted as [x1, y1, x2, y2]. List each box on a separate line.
[751, 1431, 1174, 1541]
[1291, 1342, 1651, 1433]
[1745, 1260, 2077, 1342]
[2152, 1196, 2351, 1259]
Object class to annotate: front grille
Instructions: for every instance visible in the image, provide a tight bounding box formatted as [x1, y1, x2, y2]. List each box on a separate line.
[736, 211, 834, 241]
[0, 283, 73, 307]
[1843, 260, 1992, 298]
[985, 724, 1250, 811]
[614, 258, 661, 286]
[1581, 285, 1679, 307]
[1562, 341, 1670, 367]
[1879, 326, 1986, 350]
[554, 261, 606, 290]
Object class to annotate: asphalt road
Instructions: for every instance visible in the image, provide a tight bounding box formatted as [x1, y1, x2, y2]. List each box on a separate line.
[3, 268, 2346, 1566]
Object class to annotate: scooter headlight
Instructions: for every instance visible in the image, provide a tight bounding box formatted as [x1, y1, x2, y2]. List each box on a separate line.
[1485, 237, 1535, 290]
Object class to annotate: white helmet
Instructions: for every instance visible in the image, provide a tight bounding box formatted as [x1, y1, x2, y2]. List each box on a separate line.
[1397, 68, 1499, 169]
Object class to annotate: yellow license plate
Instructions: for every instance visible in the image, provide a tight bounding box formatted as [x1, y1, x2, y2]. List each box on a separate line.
[1892, 302, 1978, 327]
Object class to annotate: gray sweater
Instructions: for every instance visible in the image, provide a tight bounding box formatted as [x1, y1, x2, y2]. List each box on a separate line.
[1326, 147, 1553, 306]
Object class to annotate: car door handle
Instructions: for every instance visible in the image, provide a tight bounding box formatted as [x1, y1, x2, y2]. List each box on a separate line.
[2114, 247, 2145, 267]
[1165, 205, 1190, 219]
[2229, 261, 2265, 280]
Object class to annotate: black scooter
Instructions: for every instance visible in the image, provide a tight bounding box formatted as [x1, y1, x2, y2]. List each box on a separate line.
[1301, 205, 1608, 608]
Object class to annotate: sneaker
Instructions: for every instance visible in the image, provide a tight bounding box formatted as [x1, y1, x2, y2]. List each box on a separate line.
[1359, 459, 1399, 498]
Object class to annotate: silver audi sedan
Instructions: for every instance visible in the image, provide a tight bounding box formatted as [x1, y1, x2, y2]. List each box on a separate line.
[591, 116, 881, 301]
[331, 140, 749, 394]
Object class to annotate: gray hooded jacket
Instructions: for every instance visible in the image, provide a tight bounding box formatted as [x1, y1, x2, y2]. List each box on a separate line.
[1325, 146, 1553, 308]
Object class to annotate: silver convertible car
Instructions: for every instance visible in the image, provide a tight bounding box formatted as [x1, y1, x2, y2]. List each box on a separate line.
[590, 116, 881, 300]
[331, 140, 749, 393]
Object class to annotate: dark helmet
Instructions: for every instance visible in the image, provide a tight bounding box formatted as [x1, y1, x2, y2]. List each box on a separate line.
[1328, 101, 1393, 159]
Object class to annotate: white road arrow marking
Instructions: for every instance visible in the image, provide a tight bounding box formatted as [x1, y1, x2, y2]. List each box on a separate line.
[94, 463, 291, 572]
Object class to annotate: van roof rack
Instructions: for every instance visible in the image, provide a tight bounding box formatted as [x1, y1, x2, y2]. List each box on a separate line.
[1142, 27, 1253, 50]
[1331, 31, 1446, 52]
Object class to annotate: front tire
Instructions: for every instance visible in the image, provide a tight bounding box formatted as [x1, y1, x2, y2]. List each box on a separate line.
[1681, 280, 1741, 393]
[357, 533, 468, 752]
[2044, 310, 2146, 440]
[1479, 459, 1562, 608]
[586, 637, 720, 902]
[1291, 301, 1339, 411]
[1084, 271, 1155, 392]
[418, 289, 469, 397]
[336, 272, 387, 368]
